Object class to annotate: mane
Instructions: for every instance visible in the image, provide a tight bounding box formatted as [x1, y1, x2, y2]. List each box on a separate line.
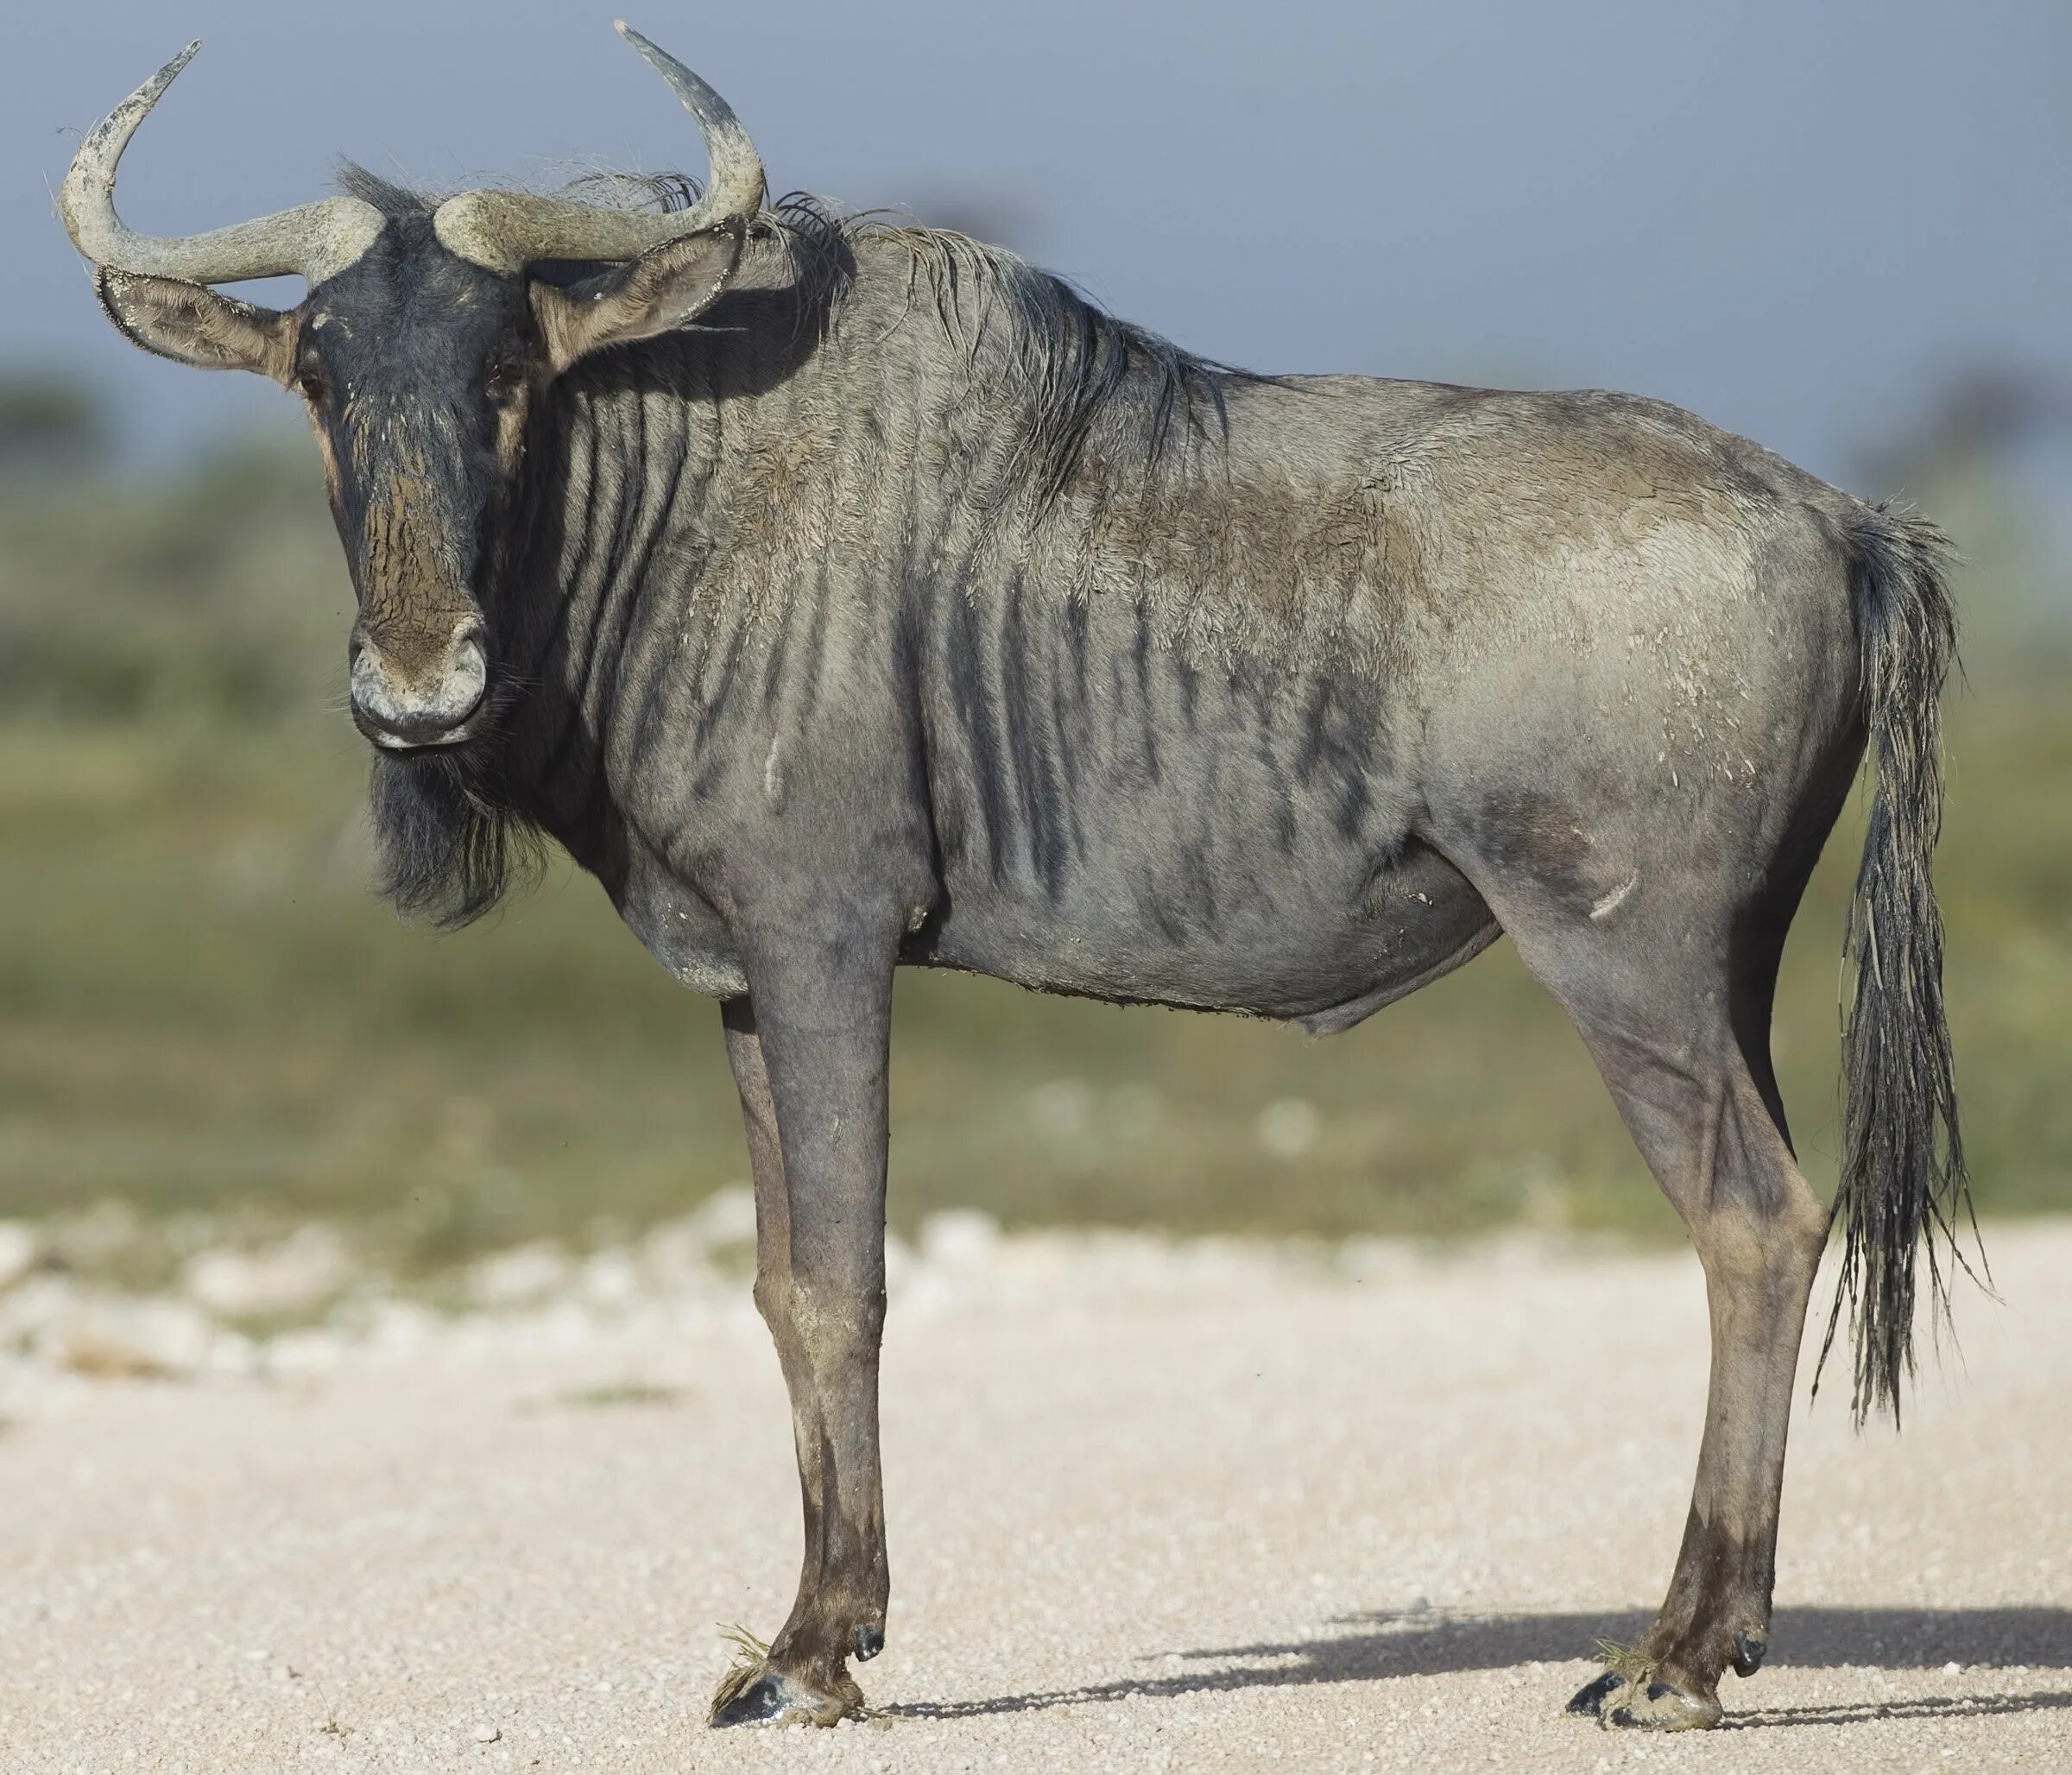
[335, 162, 439, 219]
[337, 163, 1258, 509]
[771, 194, 1255, 507]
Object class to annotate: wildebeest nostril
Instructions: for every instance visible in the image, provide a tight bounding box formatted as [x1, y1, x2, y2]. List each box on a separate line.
[450, 619, 488, 664]
[443, 625, 490, 720]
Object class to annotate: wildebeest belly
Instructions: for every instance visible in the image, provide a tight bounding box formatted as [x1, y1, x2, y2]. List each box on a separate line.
[919, 832, 1494, 1031]
[914, 591, 1498, 1029]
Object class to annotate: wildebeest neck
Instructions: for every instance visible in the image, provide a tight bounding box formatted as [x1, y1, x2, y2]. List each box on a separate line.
[479, 221, 1354, 891]
[509, 218, 1249, 645]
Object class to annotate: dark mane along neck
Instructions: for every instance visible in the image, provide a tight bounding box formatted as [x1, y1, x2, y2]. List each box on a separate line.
[764, 196, 1257, 508]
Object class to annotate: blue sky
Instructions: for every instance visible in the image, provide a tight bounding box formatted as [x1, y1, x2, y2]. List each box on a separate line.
[14, 1, 2069, 483]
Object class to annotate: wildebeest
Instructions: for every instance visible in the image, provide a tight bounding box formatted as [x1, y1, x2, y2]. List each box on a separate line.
[63, 25, 1970, 1733]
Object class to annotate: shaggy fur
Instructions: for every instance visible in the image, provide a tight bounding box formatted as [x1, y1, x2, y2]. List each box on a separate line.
[367, 747, 540, 928]
[83, 99, 1972, 1737]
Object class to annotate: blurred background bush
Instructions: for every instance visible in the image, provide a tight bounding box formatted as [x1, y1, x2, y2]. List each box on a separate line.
[3, 2, 2067, 1284]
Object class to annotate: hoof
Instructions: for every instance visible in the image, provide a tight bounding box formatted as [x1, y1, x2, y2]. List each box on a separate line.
[1593, 1673, 1723, 1732]
[855, 1624, 885, 1662]
[708, 1663, 859, 1729]
[1733, 1630, 1767, 1676]
[1565, 1670, 1623, 1716]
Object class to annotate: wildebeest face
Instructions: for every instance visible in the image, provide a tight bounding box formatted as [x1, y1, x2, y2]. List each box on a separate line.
[290, 232, 533, 752]
[63, 27, 764, 756]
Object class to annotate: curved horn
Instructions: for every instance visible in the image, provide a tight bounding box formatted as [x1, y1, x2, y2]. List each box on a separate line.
[60, 42, 384, 287]
[433, 22, 766, 274]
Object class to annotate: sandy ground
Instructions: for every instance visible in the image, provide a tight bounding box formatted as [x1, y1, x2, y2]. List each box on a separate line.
[1, 1222, 2067, 1774]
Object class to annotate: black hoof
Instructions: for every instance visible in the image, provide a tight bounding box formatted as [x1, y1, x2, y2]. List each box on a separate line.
[855, 1624, 884, 1662]
[710, 1672, 793, 1728]
[1606, 1678, 1686, 1730]
[1733, 1630, 1767, 1676]
[1566, 1670, 1623, 1716]
[708, 1665, 855, 1729]
[1600, 1676, 1722, 1731]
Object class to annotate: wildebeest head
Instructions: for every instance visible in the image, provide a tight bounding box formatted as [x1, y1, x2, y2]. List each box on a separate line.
[61, 23, 763, 753]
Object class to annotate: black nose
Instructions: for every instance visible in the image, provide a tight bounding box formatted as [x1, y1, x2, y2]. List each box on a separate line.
[351, 622, 489, 747]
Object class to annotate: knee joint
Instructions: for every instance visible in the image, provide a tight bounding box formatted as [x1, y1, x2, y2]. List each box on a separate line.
[752, 1266, 791, 1331]
[770, 1270, 885, 1348]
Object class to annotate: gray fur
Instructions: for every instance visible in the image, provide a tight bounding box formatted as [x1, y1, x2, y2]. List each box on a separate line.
[72, 79, 1968, 1732]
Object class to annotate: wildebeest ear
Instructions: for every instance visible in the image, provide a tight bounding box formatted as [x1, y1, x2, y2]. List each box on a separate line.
[93, 268, 297, 382]
[529, 224, 745, 376]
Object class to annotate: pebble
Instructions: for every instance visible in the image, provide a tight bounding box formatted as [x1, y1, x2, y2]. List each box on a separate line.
[182, 1226, 351, 1320]
[919, 1209, 1003, 1270]
[0, 1222, 41, 1291]
[685, 1185, 757, 1250]
[467, 1241, 574, 1309]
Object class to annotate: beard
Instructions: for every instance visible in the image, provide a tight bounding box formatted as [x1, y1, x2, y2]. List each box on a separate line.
[367, 740, 540, 929]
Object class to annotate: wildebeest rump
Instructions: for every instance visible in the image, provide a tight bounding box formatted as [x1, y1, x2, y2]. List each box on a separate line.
[62, 26, 1970, 1734]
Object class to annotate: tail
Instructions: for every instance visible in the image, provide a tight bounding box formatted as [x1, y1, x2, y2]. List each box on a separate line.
[1816, 503, 1974, 1425]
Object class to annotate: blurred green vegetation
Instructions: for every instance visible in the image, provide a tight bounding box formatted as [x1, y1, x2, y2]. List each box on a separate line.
[1, 376, 2066, 1271]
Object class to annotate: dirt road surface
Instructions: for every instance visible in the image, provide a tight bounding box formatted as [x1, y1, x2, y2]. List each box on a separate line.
[2, 1222, 2068, 1772]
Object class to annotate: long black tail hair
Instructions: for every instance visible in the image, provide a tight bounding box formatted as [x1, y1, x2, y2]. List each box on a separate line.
[1818, 504, 1974, 1424]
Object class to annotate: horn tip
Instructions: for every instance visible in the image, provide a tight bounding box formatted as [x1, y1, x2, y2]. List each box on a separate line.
[146, 41, 202, 89]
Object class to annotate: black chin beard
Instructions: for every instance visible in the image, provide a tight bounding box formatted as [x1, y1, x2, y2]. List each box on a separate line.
[368, 743, 540, 928]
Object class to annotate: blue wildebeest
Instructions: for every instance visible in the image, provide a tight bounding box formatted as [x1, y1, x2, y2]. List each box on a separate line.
[64, 26, 1969, 1733]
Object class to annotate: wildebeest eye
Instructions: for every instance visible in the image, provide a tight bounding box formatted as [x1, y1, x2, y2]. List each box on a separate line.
[294, 366, 327, 403]
[486, 359, 526, 397]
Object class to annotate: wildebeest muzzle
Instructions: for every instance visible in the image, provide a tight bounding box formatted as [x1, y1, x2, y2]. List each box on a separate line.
[349, 619, 488, 749]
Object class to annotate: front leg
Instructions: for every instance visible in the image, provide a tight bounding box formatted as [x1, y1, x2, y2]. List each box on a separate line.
[710, 929, 895, 1728]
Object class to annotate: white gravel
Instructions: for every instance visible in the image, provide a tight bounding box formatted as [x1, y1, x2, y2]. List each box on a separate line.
[0, 1220, 2067, 1772]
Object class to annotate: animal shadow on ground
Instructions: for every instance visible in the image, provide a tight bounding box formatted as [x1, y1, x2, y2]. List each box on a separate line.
[888, 1606, 2072, 1728]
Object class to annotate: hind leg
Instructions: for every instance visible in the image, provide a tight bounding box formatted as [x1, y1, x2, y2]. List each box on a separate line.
[1501, 902, 1829, 1728]
[1565, 1019, 1827, 1726]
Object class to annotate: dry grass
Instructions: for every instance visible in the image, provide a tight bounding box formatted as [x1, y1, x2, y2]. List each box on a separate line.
[707, 1623, 774, 1721]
